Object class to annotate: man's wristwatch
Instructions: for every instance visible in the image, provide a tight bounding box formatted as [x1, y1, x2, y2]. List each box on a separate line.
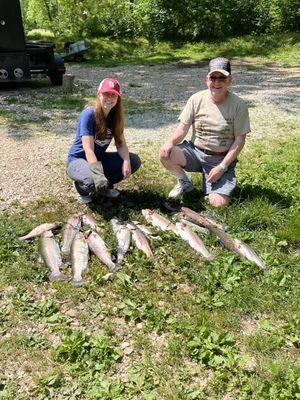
[218, 162, 228, 172]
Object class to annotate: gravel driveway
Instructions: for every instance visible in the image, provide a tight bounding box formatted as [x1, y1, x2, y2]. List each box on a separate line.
[0, 61, 299, 211]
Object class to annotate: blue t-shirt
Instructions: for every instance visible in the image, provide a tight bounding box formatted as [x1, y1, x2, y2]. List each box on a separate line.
[67, 106, 114, 165]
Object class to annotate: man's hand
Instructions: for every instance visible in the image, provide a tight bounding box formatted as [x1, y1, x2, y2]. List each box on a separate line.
[159, 141, 174, 159]
[207, 165, 225, 183]
[89, 161, 108, 192]
[122, 160, 131, 179]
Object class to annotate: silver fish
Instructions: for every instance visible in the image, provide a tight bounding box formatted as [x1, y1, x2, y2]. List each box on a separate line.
[179, 218, 209, 235]
[39, 231, 67, 281]
[141, 209, 178, 234]
[71, 231, 89, 286]
[61, 214, 82, 257]
[19, 222, 62, 240]
[175, 222, 215, 260]
[84, 230, 117, 271]
[181, 207, 266, 270]
[132, 220, 158, 239]
[82, 213, 103, 233]
[110, 218, 131, 264]
[127, 222, 153, 258]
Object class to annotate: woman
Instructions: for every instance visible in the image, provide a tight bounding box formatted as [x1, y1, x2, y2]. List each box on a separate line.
[67, 78, 141, 204]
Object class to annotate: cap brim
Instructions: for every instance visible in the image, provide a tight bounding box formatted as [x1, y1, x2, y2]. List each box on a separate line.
[208, 69, 230, 77]
[97, 89, 121, 96]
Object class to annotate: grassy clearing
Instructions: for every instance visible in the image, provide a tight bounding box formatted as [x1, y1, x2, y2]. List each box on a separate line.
[1, 125, 299, 398]
[68, 33, 300, 67]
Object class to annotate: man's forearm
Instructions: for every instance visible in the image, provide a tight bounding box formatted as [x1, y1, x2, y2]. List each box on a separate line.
[220, 135, 246, 168]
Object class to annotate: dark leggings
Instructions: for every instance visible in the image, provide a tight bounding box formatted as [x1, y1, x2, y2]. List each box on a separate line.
[67, 152, 141, 195]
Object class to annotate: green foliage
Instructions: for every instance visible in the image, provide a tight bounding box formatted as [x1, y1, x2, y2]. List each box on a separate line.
[55, 329, 123, 371]
[186, 328, 241, 370]
[21, 0, 300, 41]
[26, 29, 55, 41]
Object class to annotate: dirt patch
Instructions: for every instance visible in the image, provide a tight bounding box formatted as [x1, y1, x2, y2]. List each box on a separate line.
[0, 62, 299, 210]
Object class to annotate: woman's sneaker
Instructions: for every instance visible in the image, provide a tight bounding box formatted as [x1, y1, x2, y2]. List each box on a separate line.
[168, 179, 195, 200]
[76, 192, 92, 204]
[102, 188, 120, 199]
[74, 182, 92, 204]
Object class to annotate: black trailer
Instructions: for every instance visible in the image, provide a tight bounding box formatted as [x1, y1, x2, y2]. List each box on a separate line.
[0, 0, 65, 85]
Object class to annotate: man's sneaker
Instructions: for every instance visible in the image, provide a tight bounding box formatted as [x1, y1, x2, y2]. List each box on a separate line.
[102, 188, 120, 199]
[168, 179, 195, 200]
[76, 192, 92, 204]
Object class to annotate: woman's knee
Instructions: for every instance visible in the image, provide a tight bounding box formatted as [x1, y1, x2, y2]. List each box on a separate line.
[208, 193, 230, 207]
[130, 153, 141, 173]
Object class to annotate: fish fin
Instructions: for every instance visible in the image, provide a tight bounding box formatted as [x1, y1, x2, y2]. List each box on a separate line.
[101, 272, 114, 282]
[36, 253, 43, 264]
[49, 273, 68, 282]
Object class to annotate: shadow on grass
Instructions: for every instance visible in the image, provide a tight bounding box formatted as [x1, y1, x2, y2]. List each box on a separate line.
[87, 187, 206, 220]
[233, 184, 293, 207]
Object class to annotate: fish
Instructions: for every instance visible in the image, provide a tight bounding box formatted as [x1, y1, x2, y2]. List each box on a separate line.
[39, 230, 68, 281]
[110, 218, 131, 264]
[84, 230, 117, 271]
[71, 231, 89, 286]
[82, 213, 103, 233]
[61, 214, 82, 257]
[175, 222, 215, 260]
[178, 218, 210, 235]
[19, 222, 62, 240]
[141, 209, 178, 234]
[127, 222, 153, 258]
[132, 220, 158, 239]
[181, 207, 266, 270]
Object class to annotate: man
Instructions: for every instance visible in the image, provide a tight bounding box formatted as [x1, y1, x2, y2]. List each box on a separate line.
[159, 57, 250, 207]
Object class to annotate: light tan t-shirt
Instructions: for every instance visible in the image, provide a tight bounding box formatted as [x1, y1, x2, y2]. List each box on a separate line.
[178, 89, 251, 152]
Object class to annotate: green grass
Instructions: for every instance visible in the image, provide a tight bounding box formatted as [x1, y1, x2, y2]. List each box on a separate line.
[68, 32, 300, 67]
[0, 128, 300, 398]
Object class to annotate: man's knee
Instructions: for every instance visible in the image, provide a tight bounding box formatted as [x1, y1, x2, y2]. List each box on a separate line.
[208, 193, 230, 207]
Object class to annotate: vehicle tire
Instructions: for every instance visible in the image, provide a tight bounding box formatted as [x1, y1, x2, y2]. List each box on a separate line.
[48, 72, 63, 86]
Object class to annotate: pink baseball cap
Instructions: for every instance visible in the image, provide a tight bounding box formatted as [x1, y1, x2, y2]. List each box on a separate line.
[97, 78, 121, 96]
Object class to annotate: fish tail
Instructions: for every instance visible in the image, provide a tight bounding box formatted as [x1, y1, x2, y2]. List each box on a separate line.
[71, 278, 86, 286]
[49, 272, 68, 282]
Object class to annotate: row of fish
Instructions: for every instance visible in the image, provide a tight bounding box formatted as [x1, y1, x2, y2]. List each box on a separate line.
[141, 208, 266, 270]
[19, 213, 159, 285]
[18, 207, 266, 285]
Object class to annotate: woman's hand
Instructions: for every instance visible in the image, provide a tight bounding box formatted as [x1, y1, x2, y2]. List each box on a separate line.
[122, 159, 131, 179]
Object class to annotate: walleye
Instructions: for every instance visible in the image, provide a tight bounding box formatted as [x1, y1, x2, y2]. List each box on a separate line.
[84, 230, 117, 271]
[71, 231, 89, 286]
[110, 218, 131, 264]
[19, 222, 62, 240]
[181, 207, 266, 270]
[82, 213, 103, 233]
[175, 222, 215, 260]
[127, 222, 153, 258]
[61, 214, 82, 257]
[141, 209, 178, 234]
[39, 230, 67, 281]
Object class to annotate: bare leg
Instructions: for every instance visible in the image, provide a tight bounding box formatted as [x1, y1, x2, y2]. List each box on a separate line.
[160, 146, 188, 178]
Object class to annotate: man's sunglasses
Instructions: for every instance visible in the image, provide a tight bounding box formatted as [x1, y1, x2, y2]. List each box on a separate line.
[209, 76, 228, 82]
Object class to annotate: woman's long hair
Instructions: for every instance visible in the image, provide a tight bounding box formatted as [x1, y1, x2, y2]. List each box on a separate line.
[93, 95, 124, 147]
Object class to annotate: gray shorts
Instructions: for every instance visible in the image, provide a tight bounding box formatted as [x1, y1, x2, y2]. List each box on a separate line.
[178, 140, 237, 196]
